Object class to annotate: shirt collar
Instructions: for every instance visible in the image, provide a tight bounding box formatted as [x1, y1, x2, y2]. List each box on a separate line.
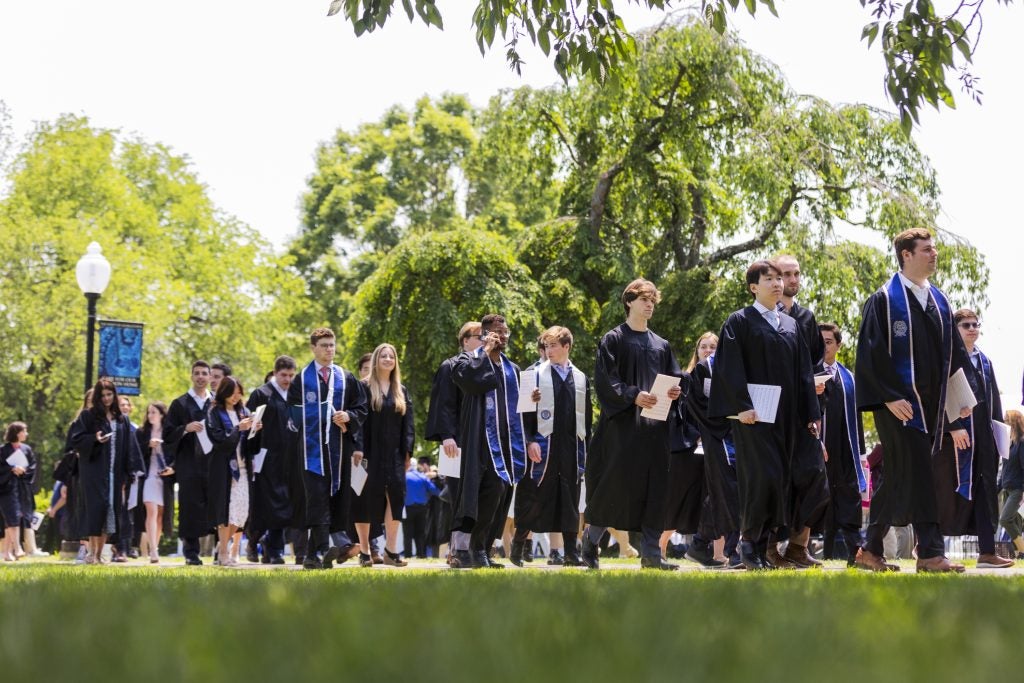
[753, 300, 773, 315]
[270, 378, 289, 399]
[898, 272, 930, 294]
[188, 387, 209, 404]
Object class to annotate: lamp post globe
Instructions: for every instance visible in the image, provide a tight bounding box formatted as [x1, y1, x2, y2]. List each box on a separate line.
[76, 242, 112, 392]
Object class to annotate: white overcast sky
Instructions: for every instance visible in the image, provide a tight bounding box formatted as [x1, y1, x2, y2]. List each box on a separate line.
[1, 0, 1021, 403]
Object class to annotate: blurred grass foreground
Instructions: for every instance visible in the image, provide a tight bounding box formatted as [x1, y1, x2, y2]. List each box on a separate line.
[1, 565, 1021, 682]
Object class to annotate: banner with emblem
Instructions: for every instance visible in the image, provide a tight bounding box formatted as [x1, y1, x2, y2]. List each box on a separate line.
[98, 320, 144, 395]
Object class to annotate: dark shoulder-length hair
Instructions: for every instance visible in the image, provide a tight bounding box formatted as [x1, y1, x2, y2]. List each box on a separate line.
[89, 379, 121, 421]
[213, 376, 245, 412]
[139, 401, 168, 438]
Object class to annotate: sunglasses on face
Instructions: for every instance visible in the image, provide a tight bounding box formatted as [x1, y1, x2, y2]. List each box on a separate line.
[958, 322, 981, 330]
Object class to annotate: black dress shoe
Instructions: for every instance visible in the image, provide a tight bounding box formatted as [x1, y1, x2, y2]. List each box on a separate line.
[472, 550, 498, 569]
[547, 551, 564, 566]
[509, 540, 526, 567]
[450, 549, 474, 569]
[740, 541, 765, 570]
[322, 546, 342, 570]
[523, 543, 534, 563]
[684, 545, 726, 568]
[581, 533, 600, 570]
[640, 556, 680, 571]
[562, 552, 583, 567]
[246, 549, 260, 564]
[185, 556, 203, 566]
[260, 555, 271, 564]
[303, 554, 323, 570]
[269, 556, 285, 565]
[294, 555, 305, 566]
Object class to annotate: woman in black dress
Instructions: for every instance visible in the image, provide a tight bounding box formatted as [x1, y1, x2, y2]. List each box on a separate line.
[68, 380, 143, 564]
[0, 421, 35, 561]
[352, 343, 415, 567]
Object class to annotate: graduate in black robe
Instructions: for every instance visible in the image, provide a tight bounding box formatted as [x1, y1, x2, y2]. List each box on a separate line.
[68, 380, 144, 563]
[854, 229, 976, 573]
[450, 314, 527, 569]
[933, 309, 1013, 567]
[512, 326, 591, 567]
[246, 356, 300, 564]
[163, 361, 214, 565]
[583, 279, 683, 571]
[0, 422, 35, 560]
[686, 354, 742, 566]
[772, 255, 830, 568]
[708, 261, 820, 570]
[352, 343, 416, 567]
[425, 322, 482, 558]
[287, 328, 368, 570]
[817, 323, 867, 563]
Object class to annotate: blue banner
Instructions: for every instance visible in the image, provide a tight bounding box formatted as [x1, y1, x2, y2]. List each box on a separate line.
[98, 320, 144, 395]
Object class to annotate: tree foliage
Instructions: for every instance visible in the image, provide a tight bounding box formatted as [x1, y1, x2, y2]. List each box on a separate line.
[0, 116, 307, 472]
[327, 0, 1015, 132]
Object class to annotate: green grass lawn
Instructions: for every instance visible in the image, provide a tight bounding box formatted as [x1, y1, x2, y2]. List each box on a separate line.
[1, 563, 1021, 682]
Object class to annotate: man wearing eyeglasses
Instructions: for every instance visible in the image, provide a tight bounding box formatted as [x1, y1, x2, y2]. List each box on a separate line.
[854, 228, 977, 573]
[932, 309, 1014, 568]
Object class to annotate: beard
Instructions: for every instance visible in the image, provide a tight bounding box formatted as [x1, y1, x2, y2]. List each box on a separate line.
[783, 284, 799, 298]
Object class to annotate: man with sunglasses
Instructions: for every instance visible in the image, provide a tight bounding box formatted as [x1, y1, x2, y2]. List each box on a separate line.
[932, 310, 1014, 568]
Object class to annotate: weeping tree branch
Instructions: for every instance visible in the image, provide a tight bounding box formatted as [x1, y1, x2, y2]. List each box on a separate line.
[698, 183, 802, 266]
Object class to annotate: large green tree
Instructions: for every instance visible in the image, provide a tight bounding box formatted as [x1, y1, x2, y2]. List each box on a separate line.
[327, 0, 1015, 131]
[0, 116, 307, 472]
[299, 19, 987, 392]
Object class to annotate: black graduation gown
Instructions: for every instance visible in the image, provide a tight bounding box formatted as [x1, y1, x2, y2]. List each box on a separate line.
[134, 428, 175, 532]
[664, 375, 708, 534]
[206, 406, 255, 528]
[585, 323, 682, 532]
[425, 355, 461, 444]
[781, 302, 830, 530]
[855, 286, 973, 526]
[246, 383, 298, 531]
[820, 371, 866, 529]
[517, 365, 592, 534]
[0, 444, 36, 527]
[287, 368, 368, 531]
[686, 359, 739, 536]
[934, 350, 1002, 535]
[352, 385, 415, 526]
[708, 307, 820, 540]
[163, 392, 214, 539]
[450, 351, 520, 529]
[68, 411, 141, 537]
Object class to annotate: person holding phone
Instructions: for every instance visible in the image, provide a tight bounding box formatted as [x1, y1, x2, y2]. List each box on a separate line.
[206, 377, 260, 566]
[137, 402, 175, 563]
[68, 379, 144, 564]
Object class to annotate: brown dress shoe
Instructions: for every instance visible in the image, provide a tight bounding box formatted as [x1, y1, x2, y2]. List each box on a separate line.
[915, 556, 965, 573]
[783, 543, 823, 568]
[977, 553, 1015, 569]
[854, 548, 900, 572]
[765, 545, 797, 570]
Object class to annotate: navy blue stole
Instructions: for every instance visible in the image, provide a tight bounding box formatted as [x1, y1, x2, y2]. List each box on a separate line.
[300, 361, 346, 495]
[834, 363, 868, 493]
[953, 351, 993, 500]
[477, 348, 526, 485]
[882, 273, 952, 434]
[215, 407, 249, 481]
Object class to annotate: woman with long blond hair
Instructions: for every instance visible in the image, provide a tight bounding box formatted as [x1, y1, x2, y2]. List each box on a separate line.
[352, 343, 415, 567]
[685, 332, 718, 373]
[998, 409, 1024, 558]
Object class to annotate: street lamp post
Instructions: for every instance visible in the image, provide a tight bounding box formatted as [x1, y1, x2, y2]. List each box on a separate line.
[75, 242, 112, 393]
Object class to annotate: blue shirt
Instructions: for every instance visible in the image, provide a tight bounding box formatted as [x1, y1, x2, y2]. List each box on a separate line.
[405, 469, 440, 506]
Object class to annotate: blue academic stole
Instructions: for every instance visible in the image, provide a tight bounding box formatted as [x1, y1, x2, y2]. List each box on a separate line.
[882, 273, 952, 434]
[953, 351, 992, 500]
[834, 363, 868, 493]
[300, 361, 346, 495]
[477, 348, 526, 485]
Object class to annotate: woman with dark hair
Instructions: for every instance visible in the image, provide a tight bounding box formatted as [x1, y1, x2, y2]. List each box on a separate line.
[352, 343, 415, 567]
[0, 421, 35, 561]
[137, 401, 175, 563]
[206, 376, 259, 566]
[68, 380, 144, 563]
